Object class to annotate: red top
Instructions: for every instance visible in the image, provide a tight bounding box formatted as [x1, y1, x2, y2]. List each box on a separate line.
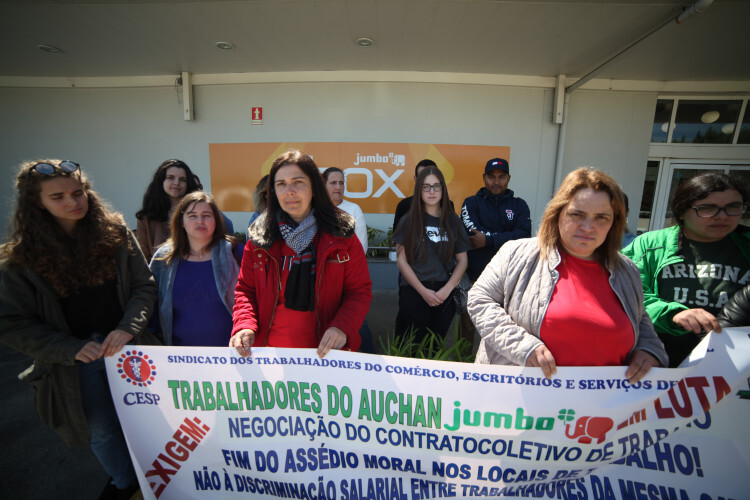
[540, 254, 634, 366]
[232, 230, 371, 351]
[266, 244, 317, 347]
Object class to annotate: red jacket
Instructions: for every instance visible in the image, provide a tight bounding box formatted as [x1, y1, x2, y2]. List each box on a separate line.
[232, 214, 371, 351]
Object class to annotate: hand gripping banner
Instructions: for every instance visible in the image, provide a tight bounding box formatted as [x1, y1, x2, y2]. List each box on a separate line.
[106, 327, 750, 499]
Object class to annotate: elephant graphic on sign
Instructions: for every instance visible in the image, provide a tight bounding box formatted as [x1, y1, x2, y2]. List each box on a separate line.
[392, 155, 405, 167]
[565, 416, 614, 444]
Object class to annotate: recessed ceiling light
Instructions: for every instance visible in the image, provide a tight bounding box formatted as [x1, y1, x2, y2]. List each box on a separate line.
[216, 41, 234, 50]
[701, 110, 720, 124]
[355, 37, 374, 47]
[37, 44, 63, 54]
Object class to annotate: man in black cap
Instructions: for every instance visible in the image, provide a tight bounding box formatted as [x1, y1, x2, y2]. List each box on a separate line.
[458, 158, 532, 346]
[461, 158, 531, 280]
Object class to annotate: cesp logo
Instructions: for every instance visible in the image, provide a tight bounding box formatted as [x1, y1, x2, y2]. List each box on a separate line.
[117, 350, 157, 387]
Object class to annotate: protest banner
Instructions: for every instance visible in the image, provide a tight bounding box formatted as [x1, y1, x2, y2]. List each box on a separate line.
[106, 328, 750, 499]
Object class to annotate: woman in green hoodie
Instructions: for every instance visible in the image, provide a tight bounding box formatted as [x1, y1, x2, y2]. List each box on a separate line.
[623, 172, 749, 367]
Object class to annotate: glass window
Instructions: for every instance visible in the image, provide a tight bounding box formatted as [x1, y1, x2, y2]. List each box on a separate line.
[650, 100, 673, 143]
[636, 161, 660, 233]
[738, 105, 750, 144]
[671, 100, 742, 144]
[729, 169, 750, 227]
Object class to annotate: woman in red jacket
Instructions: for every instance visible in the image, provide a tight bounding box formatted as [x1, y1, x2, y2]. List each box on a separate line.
[231, 150, 372, 358]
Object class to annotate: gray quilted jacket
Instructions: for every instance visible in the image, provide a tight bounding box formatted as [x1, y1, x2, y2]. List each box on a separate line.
[470, 238, 668, 368]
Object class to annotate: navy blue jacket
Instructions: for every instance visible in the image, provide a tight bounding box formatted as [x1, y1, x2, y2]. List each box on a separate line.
[461, 188, 531, 280]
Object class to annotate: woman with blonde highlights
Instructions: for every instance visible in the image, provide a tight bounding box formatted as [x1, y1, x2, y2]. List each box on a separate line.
[0, 159, 156, 498]
[470, 167, 667, 381]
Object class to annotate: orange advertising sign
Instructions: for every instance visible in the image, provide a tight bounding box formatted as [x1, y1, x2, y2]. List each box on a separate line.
[209, 142, 510, 214]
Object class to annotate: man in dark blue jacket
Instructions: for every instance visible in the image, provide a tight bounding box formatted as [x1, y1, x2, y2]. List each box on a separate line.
[461, 158, 531, 281]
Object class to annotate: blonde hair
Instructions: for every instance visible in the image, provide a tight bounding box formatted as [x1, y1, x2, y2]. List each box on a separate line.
[538, 167, 626, 268]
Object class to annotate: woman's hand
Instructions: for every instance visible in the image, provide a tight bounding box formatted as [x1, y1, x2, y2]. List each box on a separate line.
[672, 308, 721, 334]
[75, 341, 102, 363]
[435, 285, 453, 304]
[419, 287, 444, 307]
[100, 329, 134, 357]
[526, 345, 557, 378]
[230, 329, 255, 357]
[318, 327, 347, 358]
[625, 350, 659, 383]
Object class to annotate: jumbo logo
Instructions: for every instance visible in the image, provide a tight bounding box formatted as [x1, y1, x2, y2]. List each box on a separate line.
[353, 152, 406, 167]
[565, 416, 614, 444]
[117, 350, 157, 387]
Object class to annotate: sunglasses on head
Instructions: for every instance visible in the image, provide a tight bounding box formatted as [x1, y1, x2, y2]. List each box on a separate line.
[29, 160, 80, 176]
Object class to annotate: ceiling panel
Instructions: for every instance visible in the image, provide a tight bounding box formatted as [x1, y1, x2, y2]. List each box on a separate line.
[0, 0, 748, 81]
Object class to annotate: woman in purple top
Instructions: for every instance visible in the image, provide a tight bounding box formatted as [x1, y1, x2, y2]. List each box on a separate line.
[150, 192, 244, 346]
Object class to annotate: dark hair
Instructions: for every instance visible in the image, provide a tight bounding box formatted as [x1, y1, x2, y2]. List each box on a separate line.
[135, 159, 200, 222]
[672, 172, 748, 224]
[1, 159, 129, 297]
[261, 150, 349, 240]
[160, 191, 229, 264]
[415, 159, 437, 178]
[252, 175, 269, 212]
[400, 166, 459, 264]
[538, 167, 627, 268]
[322, 167, 344, 182]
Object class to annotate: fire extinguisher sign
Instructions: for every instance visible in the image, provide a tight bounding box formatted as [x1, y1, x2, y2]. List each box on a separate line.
[251, 107, 263, 125]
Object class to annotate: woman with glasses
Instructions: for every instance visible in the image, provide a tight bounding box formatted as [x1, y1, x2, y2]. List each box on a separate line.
[623, 172, 749, 367]
[0, 160, 156, 498]
[135, 159, 234, 261]
[471, 168, 667, 381]
[230, 150, 372, 357]
[149, 192, 243, 346]
[393, 166, 470, 342]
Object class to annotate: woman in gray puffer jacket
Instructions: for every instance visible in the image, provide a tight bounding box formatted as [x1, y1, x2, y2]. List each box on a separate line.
[470, 168, 667, 382]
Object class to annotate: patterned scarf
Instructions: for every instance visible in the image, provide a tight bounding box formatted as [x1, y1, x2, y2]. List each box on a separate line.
[277, 210, 317, 311]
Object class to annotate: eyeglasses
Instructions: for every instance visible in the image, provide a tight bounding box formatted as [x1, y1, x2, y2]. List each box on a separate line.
[689, 203, 746, 218]
[422, 183, 442, 193]
[28, 160, 80, 176]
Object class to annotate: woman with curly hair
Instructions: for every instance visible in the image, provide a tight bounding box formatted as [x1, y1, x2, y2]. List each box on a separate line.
[135, 159, 235, 261]
[0, 159, 156, 499]
[135, 159, 200, 260]
[150, 191, 243, 346]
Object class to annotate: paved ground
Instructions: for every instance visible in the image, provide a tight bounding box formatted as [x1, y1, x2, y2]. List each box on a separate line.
[0, 289, 400, 499]
[0, 344, 109, 499]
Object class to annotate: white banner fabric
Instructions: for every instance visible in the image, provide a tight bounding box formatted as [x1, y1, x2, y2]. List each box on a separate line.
[105, 327, 750, 500]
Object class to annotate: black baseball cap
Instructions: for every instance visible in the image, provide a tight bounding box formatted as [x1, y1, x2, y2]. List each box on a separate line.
[484, 158, 509, 174]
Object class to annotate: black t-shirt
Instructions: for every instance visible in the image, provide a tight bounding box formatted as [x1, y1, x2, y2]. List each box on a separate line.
[393, 212, 471, 286]
[60, 278, 123, 340]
